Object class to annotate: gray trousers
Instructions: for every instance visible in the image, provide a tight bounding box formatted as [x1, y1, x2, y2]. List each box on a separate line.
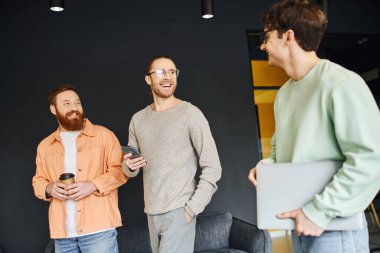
[147, 208, 196, 253]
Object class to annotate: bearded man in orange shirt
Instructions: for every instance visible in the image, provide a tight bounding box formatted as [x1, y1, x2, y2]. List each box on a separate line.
[33, 85, 127, 253]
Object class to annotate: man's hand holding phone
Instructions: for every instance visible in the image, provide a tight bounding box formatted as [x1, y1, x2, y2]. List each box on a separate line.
[122, 146, 147, 171]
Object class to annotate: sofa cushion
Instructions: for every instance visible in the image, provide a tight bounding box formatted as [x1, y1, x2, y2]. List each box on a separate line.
[230, 218, 271, 253]
[194, 212, 233, 252]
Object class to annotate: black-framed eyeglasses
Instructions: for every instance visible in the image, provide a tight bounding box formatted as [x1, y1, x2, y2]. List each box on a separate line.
[259, 28, 276, 44]
[147, 69, 180, 79]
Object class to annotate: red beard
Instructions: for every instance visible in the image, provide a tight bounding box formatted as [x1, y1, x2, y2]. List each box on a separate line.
[56, 109, 85, 131]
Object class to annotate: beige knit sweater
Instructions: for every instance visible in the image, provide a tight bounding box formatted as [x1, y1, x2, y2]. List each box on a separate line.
[122, 101, 222, 217]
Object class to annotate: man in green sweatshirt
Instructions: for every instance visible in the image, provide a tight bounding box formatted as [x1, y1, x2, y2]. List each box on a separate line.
[248, 0, 380, 252]
[122, 55, 222, 253]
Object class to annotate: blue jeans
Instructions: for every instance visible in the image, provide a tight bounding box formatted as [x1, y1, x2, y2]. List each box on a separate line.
[291, 227, 369, 253]
[55, 229, 119, 253]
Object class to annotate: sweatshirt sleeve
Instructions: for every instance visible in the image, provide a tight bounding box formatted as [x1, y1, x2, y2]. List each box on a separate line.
[302, 77, 380, 228]
[266, 132, 277, 163]
[184, 109, 222, 217]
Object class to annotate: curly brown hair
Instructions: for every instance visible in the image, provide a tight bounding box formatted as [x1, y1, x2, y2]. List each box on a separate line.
[261, 0, 327, 51]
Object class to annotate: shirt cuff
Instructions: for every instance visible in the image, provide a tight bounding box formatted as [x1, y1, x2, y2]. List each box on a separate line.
[184, 205, 196, 218]
[43, 183, 53, 201]
[122, 161, 139, 178]
[91, 180, 104, 196]
[302, 201, 332, 229]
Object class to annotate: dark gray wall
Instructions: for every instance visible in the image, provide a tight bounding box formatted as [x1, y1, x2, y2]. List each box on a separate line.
[0, 0, 379, 252]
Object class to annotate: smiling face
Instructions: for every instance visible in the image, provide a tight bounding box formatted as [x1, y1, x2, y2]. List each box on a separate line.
[260, 29, 289, 68]
[145, 57, 178, 99]
[50, 90, 85, 131]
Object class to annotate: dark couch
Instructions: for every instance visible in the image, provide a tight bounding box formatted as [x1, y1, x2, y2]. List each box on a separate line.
[45, 211, 272, 253]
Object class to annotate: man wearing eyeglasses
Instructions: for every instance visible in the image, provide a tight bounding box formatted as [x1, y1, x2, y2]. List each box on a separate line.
[248, 0, 380, 252]
[122, 55, 222, 253]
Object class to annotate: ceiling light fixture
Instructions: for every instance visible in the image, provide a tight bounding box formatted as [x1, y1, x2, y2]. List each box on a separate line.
[50, 0, 64, 12]
[201, 0, 214, 19]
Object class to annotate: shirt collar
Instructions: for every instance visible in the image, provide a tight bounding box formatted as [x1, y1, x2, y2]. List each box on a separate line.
[49, 118, 95, 144]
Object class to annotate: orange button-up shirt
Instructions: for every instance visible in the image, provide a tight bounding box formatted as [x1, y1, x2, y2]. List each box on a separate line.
[32, 119, 128, 239]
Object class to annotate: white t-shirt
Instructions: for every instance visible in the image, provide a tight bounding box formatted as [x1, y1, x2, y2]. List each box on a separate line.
[61, 131, 80, 238]
[61, 131, 113, 238]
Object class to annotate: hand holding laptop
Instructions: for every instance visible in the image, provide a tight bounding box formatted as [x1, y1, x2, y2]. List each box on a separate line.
[250, 160, 325, 236]
[248, 159, 273, 187]
[277, 208, 325, 236]
[248, 167, 257, 186]
[255, 161, 363, 231]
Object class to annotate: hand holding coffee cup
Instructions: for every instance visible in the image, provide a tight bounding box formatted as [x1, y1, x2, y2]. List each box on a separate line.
[59, 173, 75, 185]
[45, 174, 74, 200]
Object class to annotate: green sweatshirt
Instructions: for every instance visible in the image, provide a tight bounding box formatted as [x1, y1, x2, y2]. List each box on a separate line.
[123, 101, 222, 218]
[268, 59, 380, 228]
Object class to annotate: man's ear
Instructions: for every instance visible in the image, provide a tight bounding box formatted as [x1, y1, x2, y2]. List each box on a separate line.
[50, 105, 57, 116]
[286, 29, 296, 43]
[145, 75, 152, 86]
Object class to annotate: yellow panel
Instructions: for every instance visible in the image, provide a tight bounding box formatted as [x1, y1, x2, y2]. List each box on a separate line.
[254, 90, 277, 104]
[257, 103, 275, 158]
[257, 104, 275, 138]
[251, 60, 289, 87]
[254, 90, 277, 158]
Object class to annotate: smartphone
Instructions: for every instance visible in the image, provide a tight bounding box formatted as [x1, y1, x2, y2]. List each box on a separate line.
[121, 145, 141, 159]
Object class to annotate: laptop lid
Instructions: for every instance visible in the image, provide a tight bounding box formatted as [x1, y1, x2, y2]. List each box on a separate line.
[256, 160, 363, 230]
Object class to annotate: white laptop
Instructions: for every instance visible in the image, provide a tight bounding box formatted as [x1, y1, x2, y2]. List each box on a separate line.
[256, 160, 364, 230]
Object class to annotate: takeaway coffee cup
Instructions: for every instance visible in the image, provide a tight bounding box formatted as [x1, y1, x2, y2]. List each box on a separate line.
[59, 173, 75, 185]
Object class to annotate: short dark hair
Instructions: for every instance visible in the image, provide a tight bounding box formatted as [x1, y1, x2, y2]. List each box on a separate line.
[146, 55, 175, 74]
[261, 0, 327, 51]
[48, 84, 78, 106]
